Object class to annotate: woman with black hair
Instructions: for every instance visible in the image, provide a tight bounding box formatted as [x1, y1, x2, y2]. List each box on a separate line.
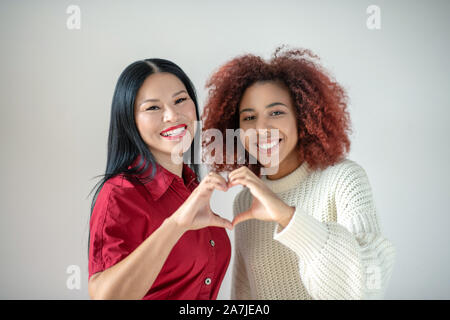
[88, 59, 232, 300]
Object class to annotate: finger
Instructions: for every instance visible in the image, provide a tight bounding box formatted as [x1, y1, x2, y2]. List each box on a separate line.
[200, 180, 227, 193]
[228, 167, 257, 185]
[195, 183, 228, 200]
[207, 171, 227, 181]
[228, 177, 254, 189]
[211, 174, 229, 190]
[228, 170, 246, 183]
[232, 210, 254, 227]
[209, 213, 233, 230]
[204, 181, 228, 193]
[204, 172, 229, 191]
[227, 166, 248, 180]
[228, 166, 254, 180]
[209, 179, 229, 192]
[227, 177, 243, 188]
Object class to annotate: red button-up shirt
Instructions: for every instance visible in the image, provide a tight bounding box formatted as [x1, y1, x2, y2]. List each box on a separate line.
[88, 159, 231, 299]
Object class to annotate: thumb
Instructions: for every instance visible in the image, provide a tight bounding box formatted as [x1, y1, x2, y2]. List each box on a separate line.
[209, 212, 233, 230]
[232, 210, 254, 227]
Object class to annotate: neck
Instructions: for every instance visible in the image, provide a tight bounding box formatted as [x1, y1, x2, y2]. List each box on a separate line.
[266, 149, 303, 180]
[152, 152, 183, 178]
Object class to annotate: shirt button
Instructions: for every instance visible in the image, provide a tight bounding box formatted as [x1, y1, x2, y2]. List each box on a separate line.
[204, 278, 212, 285]
[209, 240, 215, 247]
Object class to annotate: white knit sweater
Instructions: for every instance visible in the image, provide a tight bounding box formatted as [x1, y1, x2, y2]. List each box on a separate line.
[231, 159, 396, 300]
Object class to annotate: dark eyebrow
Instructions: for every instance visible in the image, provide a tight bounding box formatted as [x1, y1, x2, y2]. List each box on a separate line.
[239, 102, 287, 114]
[172, 90, 187, 97]
[138, 90, 188, 107]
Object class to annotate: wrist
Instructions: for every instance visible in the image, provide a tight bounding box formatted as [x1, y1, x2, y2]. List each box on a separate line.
[277, 205, 295, 228]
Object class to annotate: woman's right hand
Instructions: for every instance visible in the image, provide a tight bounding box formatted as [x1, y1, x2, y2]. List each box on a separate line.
[170, 172, 233, 232]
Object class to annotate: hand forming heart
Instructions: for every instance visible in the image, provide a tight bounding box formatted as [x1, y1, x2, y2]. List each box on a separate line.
[171, 171, 233, 232]
[227, 166, 295, 228]
[171, 167, 295, 232]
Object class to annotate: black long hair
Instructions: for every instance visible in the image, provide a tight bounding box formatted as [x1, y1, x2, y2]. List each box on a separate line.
[88, 58, 200, 254]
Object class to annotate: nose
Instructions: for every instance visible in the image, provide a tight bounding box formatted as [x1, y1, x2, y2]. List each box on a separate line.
[163, 104, 179, 122]
[255, 117, 271, 136]
[254, 118, 280, 142]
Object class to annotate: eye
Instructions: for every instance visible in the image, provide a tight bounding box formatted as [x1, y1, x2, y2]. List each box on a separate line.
[175, 97, 188, 104]
[146, 105, 160, 111]
[242, 115, 256, 121]
[271, 110, 285, 116]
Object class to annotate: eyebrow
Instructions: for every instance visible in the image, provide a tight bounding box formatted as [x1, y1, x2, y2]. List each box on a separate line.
[239, 102, 287, 114]
[138, 90, 187, 107]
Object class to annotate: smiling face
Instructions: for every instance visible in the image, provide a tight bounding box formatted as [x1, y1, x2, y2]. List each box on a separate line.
[134, 72, 197, 165]
[238, 80, 302, 178]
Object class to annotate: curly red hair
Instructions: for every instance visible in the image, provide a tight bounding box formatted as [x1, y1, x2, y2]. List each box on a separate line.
[201, 46, 352, 175]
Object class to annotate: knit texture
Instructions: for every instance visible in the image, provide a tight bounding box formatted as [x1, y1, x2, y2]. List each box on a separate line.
[231, 159, 396, 300]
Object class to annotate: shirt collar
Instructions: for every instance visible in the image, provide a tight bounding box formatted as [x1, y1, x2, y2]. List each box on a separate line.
[128, 156, 198, 201]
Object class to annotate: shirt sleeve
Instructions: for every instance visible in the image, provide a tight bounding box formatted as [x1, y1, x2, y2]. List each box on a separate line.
[273, 161, 397, 299]
[231, 193, 252, 300]
[88, 183, 148, 279]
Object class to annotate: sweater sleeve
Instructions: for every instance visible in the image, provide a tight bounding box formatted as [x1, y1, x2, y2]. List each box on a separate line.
[231, 192, 252, 300]
[273, 162, 396, 299]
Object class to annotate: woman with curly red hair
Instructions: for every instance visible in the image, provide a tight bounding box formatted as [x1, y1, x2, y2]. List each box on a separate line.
[201, 46, 396, 299]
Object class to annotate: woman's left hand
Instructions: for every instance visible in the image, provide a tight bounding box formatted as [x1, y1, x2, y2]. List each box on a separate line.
[228, 166, 295, 227]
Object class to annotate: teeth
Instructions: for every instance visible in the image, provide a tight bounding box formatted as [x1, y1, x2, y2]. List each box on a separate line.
[258, 139, 280, 149]
[162, 126, 186, 137]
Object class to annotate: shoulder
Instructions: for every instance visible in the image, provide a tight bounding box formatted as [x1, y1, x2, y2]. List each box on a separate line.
[321, 159, 376, 211]
[96, 176, 138, 204]
[104, 173, 140, 189]
[93, 175, 151, 216]
[314, 158, 369, 185]
[331, 158, 370, 186]
[304, 159, 373, 204]
[318, 158, 363, 174]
